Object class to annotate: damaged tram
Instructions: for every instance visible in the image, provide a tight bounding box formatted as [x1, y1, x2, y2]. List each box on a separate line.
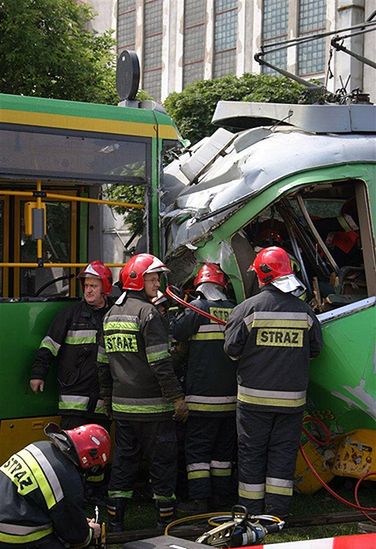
[161, 100, 376, 491]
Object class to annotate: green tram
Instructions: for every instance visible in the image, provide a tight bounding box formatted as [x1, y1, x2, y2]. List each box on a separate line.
[160, 101, 376, 490]
[0, 91, 180, 462]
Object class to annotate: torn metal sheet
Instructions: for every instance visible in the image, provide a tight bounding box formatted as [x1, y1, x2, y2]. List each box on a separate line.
[161, 129, 375, 253]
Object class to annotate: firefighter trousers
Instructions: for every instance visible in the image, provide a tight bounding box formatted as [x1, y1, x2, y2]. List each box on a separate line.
[185, 415, 236, 500]
[237, 406, 304, 518]
[109, 418, 178, 500]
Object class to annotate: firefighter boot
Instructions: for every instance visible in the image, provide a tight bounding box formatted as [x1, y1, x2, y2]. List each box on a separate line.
[106, 497, 126, 532]
[155, 498, 176, 530]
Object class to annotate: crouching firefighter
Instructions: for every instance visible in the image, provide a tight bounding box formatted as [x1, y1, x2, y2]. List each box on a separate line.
[0, 423, 111, 548]
[224, 247, 323, 520]
[97, 253, 189, 532]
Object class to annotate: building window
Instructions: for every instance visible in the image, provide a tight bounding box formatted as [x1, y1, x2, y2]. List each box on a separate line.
[261, 0, 288, 73]
[213, 0, 238, 78]
[183, 0, 207, 86]
[117, 0, 136, 55]
[143, 0, 163, 100]
[297, 0, 326, 75]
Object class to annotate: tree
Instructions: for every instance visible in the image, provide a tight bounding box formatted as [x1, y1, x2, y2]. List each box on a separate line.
[164, 73, 308, 144]
[0, 0, 117, 104]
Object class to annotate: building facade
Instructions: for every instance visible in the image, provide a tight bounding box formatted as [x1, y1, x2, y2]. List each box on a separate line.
[117, 0, 376, 102]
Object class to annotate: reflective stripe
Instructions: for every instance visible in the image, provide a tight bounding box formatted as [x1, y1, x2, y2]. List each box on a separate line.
[187, 463, 210, 472]
[59, 395, 89, 411]
[238, 386, 306, 408]
[266, 477, 293, 496]
[65, 329, 97, 345]
[187, 463, 211, 480]
[210, 460, 232, 477]
[112, 396, 174, 414]
[19, 445, 64, 509]
[0, 522, 53, 544]
[146, 343, 170, 363]
[87, 472, 105, 483]
[191, 333, 225, 341]
[40, 336, 60, 357]
[105, 314, 139, 323]
[244, 311, 312, 331]
[252, 319, 309, 328]
[95, 399, 105, 414]
[153, 494, 176, 502]
[238, 482, 265, 500]
[186, 394, 236, 412]
[104, 321, 139, 332]
[108, 490, 133, 499]
[196, 324, 225, 333]
[97, 348, 109, 364]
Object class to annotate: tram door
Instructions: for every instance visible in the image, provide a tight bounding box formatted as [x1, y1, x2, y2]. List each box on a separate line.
[0, 188, 82, 299]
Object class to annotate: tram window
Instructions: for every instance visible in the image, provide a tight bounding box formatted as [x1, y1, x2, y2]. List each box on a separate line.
[19, 200, 72, 297]
[1, 128, 148, 183]
[233, 180, 375, 312]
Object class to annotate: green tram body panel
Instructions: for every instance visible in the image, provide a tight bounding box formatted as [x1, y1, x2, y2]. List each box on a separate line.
[171, 162, 376, 436]
[0, 300, 77, 420]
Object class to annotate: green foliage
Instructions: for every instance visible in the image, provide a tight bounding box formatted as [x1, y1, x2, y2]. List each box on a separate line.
[0, 0, 117, 104]
[164, 73, 307, 144]
[104, 184, 145, 236]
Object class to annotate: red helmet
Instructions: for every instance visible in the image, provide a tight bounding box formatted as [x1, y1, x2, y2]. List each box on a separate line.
[250, 246, 293, 284]
[119, 253, 169, 291]
[45, 423, 111, 470]
[193, 263, 226, 288]
[78, 261, 113, 295]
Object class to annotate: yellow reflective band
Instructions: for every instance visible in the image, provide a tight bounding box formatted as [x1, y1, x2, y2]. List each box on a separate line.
[265, 485, 293, 496]
[238, 488, 264, 500]
[0, 454, 38, 496]
[0, 527, 53, 544]
[251, 319, 309, 328]
[256, 328, 303, 347]
[187, 471, 210, 480]
[238, 393, 306, 407]
[191, 333, 225, 341]
[112, 402, 174, 414]
[211, 468, 231, 477]
[187, 402, 236, 412]
[16, 449, 57, 509]
[104, 333, 138, 353]
[104, 321, 139, 332]
[147, 350, 170, 363]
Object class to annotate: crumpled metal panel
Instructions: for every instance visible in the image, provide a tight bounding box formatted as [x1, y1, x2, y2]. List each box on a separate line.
[161, 130, 375, 253]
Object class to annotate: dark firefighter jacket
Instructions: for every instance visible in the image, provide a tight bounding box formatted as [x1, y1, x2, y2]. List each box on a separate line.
[173, 297, 237, 416]
[224, 285, 322, 413]
[0, 441, 92, 547]
[97, 291, 184, 421]
[30, 299, 112, 418]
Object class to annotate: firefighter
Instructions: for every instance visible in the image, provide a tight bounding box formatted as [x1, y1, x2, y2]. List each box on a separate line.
[224, 247, 322, 520]
[97, 253, 189, 532]
[0, 423, 111, 548]
[173, 263, 237, 514]
[30, 260, 113, 431]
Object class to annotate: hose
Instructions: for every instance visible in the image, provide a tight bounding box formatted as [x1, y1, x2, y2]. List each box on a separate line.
[166, 285, 226, 325]
[300, 415, 376, 523]
[167, 286, 376, 524]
